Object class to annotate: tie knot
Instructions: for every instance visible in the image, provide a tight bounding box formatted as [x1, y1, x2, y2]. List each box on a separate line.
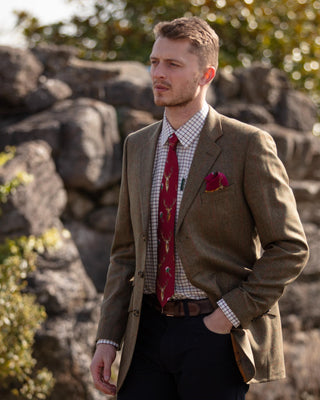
[168, 133, 179, 150]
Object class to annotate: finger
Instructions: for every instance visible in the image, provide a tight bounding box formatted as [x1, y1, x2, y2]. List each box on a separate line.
[103, 360, 112, 382]
[101, 375, 117, 395]
[95, 379, 117, 395]
[95, 365, 117, 395]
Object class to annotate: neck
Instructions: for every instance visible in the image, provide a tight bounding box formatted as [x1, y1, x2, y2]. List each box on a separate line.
[165, 98, 206, 130]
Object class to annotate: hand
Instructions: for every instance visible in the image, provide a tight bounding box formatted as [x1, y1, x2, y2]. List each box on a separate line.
[90, 343, 117, 396]
[203, 307, 233, 334]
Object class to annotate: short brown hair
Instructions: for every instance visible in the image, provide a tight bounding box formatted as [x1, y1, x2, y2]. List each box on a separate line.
[153, 16, 219, 70]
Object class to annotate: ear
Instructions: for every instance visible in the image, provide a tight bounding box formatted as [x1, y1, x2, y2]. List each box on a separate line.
[200, 67, 216, 86]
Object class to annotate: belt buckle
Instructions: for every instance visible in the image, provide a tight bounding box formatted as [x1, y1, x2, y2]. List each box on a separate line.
[161, 302, 178, 317]
[165, 311, 175, 317]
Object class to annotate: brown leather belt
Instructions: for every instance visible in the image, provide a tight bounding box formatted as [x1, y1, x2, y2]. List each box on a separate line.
[143, 294, 214, 317]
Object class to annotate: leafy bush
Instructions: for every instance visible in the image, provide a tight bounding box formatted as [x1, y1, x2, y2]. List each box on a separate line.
[0, 148, 56, 399]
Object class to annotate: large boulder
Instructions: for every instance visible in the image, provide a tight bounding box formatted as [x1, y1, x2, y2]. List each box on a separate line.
[274, 89, 318, 132]
[28, 242, 96, 316]
[0, 140, 67, 241]
[53, 57, 120, 99]
[214, 68, 241, 103]
[118, 106, 158, 138]
[102, 61, 163, 118]
[235, 63, 318, 131]
[235, 63, 289, 108]
[34, 301, 107, 400]
[31, 43, 79, 76]
[0, 46, 43, 109]
[65, 220, 114, 292]
[27, 234, 104, 400]
[24, 78, 72, 113]
[31, 44, 163, 118]
[0, 98, 122, 191]
[55, 99, 122, 191]
[216, 101, 275, 125]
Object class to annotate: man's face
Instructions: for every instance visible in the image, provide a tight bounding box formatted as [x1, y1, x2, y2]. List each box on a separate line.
[150, 37, 204, 108]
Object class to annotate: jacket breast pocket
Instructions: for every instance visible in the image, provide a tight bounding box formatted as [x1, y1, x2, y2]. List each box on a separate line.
[200, 184, 235, 202]
[199, 184, 237, 218]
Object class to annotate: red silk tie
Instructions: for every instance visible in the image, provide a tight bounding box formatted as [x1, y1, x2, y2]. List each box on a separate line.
[156, 133, 179, 307]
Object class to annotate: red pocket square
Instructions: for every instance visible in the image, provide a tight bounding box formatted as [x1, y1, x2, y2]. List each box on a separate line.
[205, 172, 229, 192]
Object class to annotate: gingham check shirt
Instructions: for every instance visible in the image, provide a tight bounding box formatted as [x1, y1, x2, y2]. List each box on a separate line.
[144, 102, 240, 327]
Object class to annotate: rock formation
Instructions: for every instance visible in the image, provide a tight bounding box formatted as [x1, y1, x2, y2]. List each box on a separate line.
[0, 43, 319, 400]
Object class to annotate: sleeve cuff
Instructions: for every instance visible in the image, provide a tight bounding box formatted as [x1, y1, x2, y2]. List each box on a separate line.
[96, 339, 120, 350]
[217, 298, 241, 328]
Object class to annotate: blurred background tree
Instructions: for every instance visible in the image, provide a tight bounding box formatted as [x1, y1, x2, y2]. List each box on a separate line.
[14, 0, 320, 107]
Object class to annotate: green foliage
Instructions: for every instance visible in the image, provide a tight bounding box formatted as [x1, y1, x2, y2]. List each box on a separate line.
[0, 147, 34, 216]
[0, 171, 34, 205]
[0, 148, 57, 399]
[14, 0, 320, 107]
[0, 147, 16, 167]
[0, 231, 59, 399]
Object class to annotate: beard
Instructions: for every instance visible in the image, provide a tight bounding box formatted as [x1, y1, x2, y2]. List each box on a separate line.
[153, 93, 196, 108]
[152, 77, 200, 108]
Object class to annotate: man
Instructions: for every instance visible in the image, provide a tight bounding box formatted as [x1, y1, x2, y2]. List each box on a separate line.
[90, 17, 309, 400]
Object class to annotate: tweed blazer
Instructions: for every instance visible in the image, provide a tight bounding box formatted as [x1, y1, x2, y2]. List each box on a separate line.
[96, 107, 309, 390]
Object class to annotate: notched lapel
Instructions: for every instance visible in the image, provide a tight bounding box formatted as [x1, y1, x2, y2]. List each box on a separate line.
[177, 109, 223, 232]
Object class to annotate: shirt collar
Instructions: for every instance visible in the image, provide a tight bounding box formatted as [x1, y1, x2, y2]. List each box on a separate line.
[160, 102, 209, 148]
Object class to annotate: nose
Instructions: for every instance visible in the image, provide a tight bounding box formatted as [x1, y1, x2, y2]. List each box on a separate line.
[151, 62, 166, 80]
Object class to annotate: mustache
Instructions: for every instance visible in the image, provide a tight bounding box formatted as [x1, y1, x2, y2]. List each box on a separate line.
[153, 81, 171, 89]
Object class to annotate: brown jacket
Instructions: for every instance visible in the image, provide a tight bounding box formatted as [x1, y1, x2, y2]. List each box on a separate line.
[96, 107, 309, 389]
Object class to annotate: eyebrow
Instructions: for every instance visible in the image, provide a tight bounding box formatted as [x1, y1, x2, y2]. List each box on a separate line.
[149, 56, 183, 64]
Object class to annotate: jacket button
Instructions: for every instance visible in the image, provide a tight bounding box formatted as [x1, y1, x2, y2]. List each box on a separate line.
[138, 271, 145, 278]
[133, 309, 140, 317]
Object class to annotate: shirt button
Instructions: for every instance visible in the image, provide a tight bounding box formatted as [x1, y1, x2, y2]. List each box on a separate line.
[133, 309, 140, 317]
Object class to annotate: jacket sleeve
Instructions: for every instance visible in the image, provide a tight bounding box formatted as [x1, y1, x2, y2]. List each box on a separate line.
[96, 136, 136, 343]
[222, 129, 309, 328]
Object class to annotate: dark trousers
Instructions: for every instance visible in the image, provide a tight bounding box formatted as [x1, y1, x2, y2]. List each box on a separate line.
[118, 300, 249, 400]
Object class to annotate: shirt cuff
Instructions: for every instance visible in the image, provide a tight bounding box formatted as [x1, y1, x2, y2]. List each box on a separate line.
[96, 339, 120, 349]
[217, 298, 241, 328]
